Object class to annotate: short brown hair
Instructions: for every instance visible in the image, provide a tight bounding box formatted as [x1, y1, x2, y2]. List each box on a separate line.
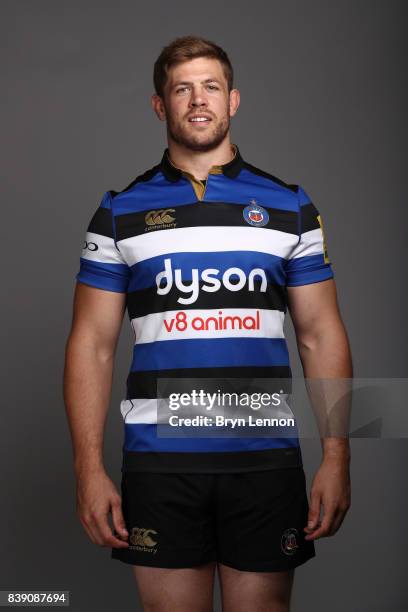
[153, 35, 234, 98]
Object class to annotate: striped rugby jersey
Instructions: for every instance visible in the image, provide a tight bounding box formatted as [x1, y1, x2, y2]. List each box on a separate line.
[76, 143, 334, 473]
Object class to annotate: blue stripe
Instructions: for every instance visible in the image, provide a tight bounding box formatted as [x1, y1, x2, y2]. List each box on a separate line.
[111, 170, 300, 215]
[203, 169, 299, 211]
[129, 251, 287, 292]
[76, 259, 130, 292]
[112, 174, 198, 214]
[131, 338, 289, 371]
[285, 254, 334, 286]
[124, 423, 300, 452]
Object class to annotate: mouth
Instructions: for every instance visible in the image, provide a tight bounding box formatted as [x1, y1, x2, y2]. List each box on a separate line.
[187, 114, 213, 125]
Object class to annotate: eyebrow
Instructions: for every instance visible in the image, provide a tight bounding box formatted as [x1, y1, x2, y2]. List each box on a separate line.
[172, 78, 221, 88]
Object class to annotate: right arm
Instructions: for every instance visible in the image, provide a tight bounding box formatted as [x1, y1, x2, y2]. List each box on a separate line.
[63, 281, 129, 549]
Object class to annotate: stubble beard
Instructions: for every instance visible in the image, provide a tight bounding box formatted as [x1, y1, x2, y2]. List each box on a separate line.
[166, 111, 230, 153]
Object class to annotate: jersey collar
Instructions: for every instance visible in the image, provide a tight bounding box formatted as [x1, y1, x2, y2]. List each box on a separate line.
[160, 143, 244, 182]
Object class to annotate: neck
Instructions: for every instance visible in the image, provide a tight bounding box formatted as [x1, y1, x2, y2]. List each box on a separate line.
[166, 137, 235, 180]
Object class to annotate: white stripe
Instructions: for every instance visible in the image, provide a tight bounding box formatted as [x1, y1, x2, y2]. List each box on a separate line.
[121, 397, 296, 424]
[290, 228, 324, 259]
[81, 231, 126, 265]
[118, 226, 298, 266]
[131, 308, 285, 344]
[121, 398, 158, 423]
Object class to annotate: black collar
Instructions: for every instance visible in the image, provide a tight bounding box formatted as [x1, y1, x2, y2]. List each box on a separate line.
[160, 143, 244, 182]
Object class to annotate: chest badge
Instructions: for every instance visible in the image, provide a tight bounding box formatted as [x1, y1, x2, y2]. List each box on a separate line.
[243, 200, 269, 227]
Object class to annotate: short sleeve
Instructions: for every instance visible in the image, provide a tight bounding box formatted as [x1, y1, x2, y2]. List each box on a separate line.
[75, 191, 130, 293]
[285, 185, 334, 286]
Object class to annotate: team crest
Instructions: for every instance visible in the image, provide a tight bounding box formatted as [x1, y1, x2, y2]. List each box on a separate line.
[243, 200, 269, 227]
[280, 528, 299, 556]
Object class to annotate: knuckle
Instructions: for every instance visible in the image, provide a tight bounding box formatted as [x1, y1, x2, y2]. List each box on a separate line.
[79, 514, 91, 526]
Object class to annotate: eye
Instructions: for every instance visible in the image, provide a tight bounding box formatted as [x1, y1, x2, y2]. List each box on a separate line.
[207, 84, 219, 90]
[176, 86, 189, 94]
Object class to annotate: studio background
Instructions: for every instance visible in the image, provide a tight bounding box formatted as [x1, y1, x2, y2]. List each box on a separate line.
[1, 1, 407, 610]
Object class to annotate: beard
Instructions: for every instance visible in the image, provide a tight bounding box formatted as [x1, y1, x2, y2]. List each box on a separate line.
[166, 110, 230, 152]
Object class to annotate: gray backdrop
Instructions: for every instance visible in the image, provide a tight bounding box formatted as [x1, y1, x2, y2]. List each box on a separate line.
[1, 0, 407, 610]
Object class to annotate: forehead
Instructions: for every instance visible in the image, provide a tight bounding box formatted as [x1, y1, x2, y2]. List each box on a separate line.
[167, 57, 225, 85]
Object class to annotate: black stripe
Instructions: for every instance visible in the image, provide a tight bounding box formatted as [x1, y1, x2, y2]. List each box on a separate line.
[300, 203, 320, 232]
[122, 446, 302, 473]
[87, 206, 114, 238]
[126, 365, 292, 399]
[115, 201, 299, 241]
[126, 281, 287, 319]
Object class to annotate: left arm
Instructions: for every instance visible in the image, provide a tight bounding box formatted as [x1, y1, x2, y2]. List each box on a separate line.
[287, 278, 352, 540]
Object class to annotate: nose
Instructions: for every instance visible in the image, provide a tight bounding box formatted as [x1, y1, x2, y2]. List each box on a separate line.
[189, 85, 208, 108]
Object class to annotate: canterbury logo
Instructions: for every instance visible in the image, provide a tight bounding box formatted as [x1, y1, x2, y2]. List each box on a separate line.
[145, 209, 176, 226]
[129, 527, 158, 547]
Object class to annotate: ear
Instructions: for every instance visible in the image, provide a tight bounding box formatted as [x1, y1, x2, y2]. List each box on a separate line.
[151, 93, 166, 121]
[229, 88, 240, 118]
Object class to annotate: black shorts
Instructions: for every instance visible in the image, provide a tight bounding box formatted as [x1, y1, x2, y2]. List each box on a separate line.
[111, 467, 315, 572]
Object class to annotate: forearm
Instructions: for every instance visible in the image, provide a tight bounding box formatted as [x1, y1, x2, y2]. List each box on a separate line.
[63, 334, 114, 476]
[297, 319, 353, 460]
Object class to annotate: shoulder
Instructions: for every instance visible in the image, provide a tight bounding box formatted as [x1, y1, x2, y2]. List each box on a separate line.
[109, 163, 162, 200]
[242, 160, 299, 194]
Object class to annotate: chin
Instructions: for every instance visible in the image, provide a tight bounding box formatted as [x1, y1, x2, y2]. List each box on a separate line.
[187, 140, 221, 152]
[169, 121, 229, 152]
[185, 132, 227, 151]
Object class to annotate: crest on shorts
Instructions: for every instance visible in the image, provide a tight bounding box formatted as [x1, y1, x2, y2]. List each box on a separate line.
[280, 528, 299, 556]
[243, 200, 269, 227]
[129, 527, 159, 554]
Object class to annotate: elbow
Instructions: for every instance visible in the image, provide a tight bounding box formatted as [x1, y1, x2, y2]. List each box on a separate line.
[296, 321, 353, 362]
[65, 330, 116, 364]
[295, 319, 329, 353]
[296, 332, 321, 356]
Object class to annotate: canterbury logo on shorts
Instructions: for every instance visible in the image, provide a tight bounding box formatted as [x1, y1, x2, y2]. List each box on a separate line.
[129, 527, 158, 548]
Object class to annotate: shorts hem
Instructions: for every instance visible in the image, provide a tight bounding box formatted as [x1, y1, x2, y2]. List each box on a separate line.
[218, 551, 316, 573]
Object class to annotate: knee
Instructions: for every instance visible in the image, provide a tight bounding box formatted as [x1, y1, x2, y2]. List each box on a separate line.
[139, 594, 212, 612]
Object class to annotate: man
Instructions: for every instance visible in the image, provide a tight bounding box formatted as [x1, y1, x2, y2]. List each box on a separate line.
[64, 35, 352, 612]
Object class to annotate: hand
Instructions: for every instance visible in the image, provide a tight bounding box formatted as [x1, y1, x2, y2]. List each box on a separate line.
[304, 457, 351, 541]
[76, 468, 129, 548]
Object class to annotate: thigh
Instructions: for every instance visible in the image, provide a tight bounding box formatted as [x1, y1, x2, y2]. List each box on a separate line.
[133, 562, 216, 612]
[215, 467, 316, 573]
[217, 564, 294, 612]
[111, 471, 217, 569]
